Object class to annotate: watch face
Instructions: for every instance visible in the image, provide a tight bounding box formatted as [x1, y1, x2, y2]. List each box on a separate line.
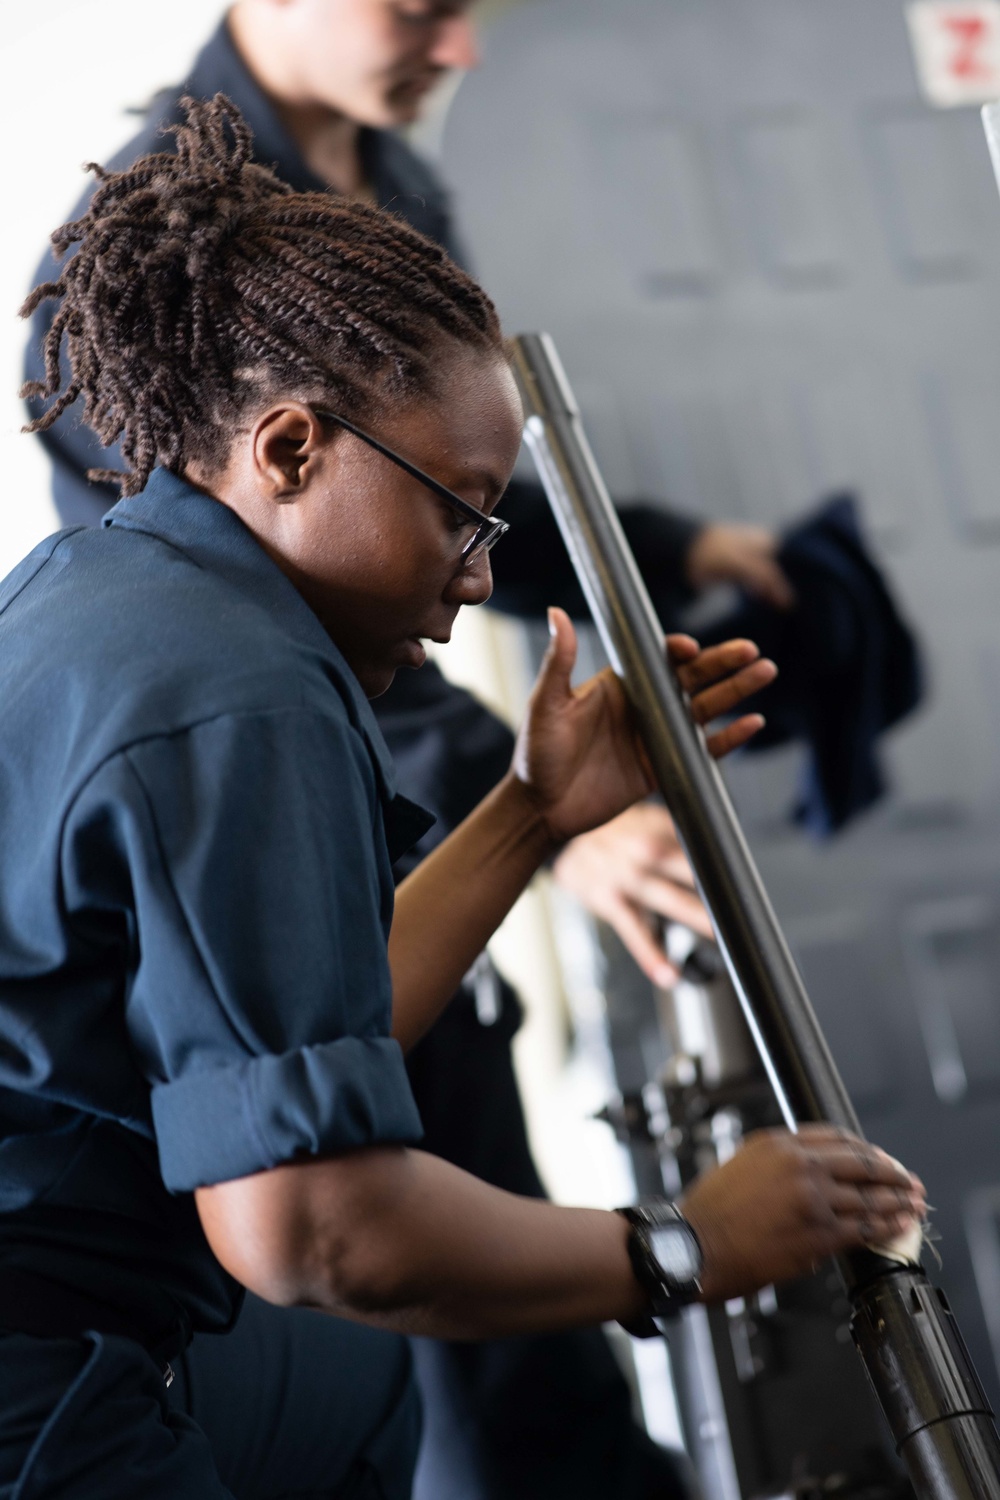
[650, 1223, 700, 1283]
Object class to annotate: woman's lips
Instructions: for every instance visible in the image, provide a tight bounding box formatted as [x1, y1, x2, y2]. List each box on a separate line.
[397, 622, 454, 669]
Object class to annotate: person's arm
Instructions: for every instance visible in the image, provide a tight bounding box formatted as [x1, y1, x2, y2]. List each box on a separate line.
[388, 613, 776, 1052]
[488, 478, 701, 624]
[187, 624, 923, 1340]
[194, 1126, 924, 1339]
[488, 480, 793, 625]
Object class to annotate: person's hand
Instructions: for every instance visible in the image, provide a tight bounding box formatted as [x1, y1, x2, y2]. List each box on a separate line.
[513, 608, 777, 847]
[686, 524, 795, 611]
[679, 1127, 927, 1302]
[553, 803, 711, 986]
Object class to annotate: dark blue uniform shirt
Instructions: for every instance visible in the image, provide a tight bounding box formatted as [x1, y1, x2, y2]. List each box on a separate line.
[0, 469, 429, 1339]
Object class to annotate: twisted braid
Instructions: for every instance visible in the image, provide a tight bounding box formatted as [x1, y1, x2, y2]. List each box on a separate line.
[21, 93, 504, 497]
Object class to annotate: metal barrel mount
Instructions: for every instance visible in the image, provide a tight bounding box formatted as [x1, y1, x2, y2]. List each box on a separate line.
[511, 331, 1000, 1499]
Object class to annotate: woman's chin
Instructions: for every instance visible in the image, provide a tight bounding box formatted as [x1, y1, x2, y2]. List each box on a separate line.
[396, 637, 427, 670]
[360, 640, 427, 699]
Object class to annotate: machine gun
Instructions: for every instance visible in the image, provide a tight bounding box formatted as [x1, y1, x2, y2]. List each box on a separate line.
[512, 332, 1000, 1500]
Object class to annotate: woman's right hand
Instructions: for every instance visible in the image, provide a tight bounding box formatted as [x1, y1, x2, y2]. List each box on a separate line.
[512, 608, 776, 850]
[680, 1127, 926, 1302]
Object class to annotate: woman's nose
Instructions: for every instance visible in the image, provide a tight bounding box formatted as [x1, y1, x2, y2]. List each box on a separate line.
[429, 14, 481, 73]
[447, 546, 493, 606]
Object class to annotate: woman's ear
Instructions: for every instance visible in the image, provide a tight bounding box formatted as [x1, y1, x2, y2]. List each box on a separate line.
[251, 403, 329, 499]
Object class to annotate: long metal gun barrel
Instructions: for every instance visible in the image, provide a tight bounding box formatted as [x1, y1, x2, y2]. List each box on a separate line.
[512, 331, 1000, 1499]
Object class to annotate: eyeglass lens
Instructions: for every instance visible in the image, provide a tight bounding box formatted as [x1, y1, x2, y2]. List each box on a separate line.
[463, 518, 508, 562]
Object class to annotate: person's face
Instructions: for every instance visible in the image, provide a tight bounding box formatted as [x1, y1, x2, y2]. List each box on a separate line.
[234, 347, 523, 696]
[277, 0, 479, 127]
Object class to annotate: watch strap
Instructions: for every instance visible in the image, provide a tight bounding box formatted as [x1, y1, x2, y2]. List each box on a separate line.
[616, 1201, 703, 1337]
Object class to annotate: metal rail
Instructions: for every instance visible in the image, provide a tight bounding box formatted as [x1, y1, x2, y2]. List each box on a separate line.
[512, 331, 1000, 1499]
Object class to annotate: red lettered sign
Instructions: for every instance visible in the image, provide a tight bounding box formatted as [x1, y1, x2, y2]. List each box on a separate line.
[907, 1, 1000, 105]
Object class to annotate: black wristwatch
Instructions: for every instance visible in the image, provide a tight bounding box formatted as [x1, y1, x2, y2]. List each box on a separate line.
[616, 1201, 704, 1338]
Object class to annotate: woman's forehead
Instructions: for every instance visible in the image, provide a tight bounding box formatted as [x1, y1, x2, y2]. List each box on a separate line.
[392, 352, 522, 465]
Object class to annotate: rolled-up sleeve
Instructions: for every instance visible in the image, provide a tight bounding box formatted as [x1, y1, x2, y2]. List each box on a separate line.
[151, 1035, 421, 1191]
[64, 706, 423, 1192]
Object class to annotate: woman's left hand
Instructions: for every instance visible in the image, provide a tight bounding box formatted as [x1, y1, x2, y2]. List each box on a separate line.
[513, 606, 776, 847]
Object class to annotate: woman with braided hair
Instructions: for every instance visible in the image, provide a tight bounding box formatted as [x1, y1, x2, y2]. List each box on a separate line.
[2, 94, 925, 1499]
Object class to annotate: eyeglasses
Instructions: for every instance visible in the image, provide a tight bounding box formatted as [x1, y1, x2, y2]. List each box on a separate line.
[314, 409, 510, 566]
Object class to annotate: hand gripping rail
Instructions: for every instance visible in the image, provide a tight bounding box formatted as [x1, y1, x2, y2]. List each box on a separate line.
[512, 331, 1000, 1500]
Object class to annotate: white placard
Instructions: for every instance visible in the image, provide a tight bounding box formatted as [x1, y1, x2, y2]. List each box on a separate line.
[907, 0, 1000, 107]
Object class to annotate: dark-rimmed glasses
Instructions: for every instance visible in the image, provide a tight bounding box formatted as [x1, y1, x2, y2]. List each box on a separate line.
[314, 409, 510, 566]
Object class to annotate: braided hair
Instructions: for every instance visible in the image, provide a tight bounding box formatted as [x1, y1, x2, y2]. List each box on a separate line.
[21, 93, 505, 497]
